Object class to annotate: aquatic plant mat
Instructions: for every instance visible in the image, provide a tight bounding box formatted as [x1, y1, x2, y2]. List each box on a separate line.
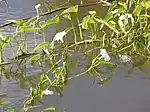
[0, 0, 149, 111]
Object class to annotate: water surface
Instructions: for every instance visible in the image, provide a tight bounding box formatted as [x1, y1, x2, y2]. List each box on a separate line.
[0, 0, 150, 112]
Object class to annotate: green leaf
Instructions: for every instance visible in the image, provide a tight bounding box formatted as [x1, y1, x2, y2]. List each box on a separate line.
[81, 15, 91, 29]
[96, 18, 119, 34]
[63, 13, 71, 20]
[0, 100, 9, 105]
[114, 7, 125, 18]
[0, 32, 3, 39]
[2, 36, 11, 48]
[144, 33, 150, 38]
[6, 108, 15, 112]
[39, 74, 45, 82]
[134, 39, 145, 46]
[40, 15, 59, 28]
[98, 59, 114, 65]
[34, 42, 49, 51]
[81, 13, 95, 30]
[19, 26, 38, 32]
[45, 106, 56, 111]
[50, 41, 54, 49]
[108, 0, 117, 12]
[142, 1, 150, 9]
[0, 93, 7, 98]
[61, 5, 78, 14]
[7, 19, 27, 25]
[133, 3, 142, 16]
[29, 54, 41, 62]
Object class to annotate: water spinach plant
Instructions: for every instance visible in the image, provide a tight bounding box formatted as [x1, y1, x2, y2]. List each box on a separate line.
[0, 0, 149, 111]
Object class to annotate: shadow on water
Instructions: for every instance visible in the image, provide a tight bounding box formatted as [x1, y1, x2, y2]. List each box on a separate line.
[0, 0, 150, 112]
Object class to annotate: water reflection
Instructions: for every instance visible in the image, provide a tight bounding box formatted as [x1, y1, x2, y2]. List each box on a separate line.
[0, 37, 149, 111]
[0, 0, 150, 111]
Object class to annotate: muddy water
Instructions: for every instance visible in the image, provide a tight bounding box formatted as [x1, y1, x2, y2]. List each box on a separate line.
[0, 0, 150, 112]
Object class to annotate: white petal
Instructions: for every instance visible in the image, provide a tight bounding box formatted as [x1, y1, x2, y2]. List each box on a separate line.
[100, 49, 111, 61]
[35, 4, 41, 9]
[119, 14, 134, 25]
[80, 0, 83, 5]
[43, 89, 54, 96]
[53, 31, 67, 43]
[118, 54, 131, 62]
[119, 15, 126, 21]
[126, 14, 134, 25]
[112, 9, 119, 14]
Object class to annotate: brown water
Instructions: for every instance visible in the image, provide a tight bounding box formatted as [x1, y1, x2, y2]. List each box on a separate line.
[0, 0, 150, 112]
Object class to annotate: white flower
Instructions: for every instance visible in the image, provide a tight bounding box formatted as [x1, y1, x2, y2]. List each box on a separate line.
[53, 31, 67, 43]
[118, 13, 134, 33]
[118, 54, 131, 62]
[89, 11, 96, 15]
[101, 0, 111, 6]
[43, 89, 54, 96]
[80, 0, 83, 5]
[119, 15, 125, 20]
[35, 4, 41, 18]
[35, 4, 41, 9]
[112, 9, 119, 14]
[126, 14, 134, 25]
[100, 49, 111, 61]
[119, 13, 134, 25]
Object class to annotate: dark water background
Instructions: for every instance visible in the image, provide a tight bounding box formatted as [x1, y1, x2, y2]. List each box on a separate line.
[0, 0, 150, 112]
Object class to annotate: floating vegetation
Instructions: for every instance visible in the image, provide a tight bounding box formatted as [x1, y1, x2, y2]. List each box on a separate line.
[0, 0, 149, 111]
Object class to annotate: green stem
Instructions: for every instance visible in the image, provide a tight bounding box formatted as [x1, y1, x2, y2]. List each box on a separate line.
[76, 13, 83, 40]
[71, 19, 77, 44]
